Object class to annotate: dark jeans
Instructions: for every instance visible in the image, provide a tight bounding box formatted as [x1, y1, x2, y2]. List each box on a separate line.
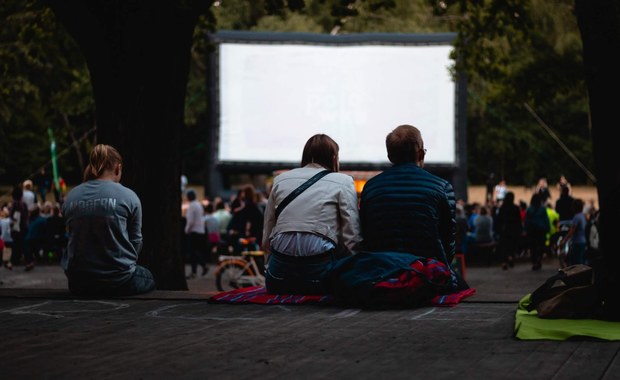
[10, 231, 30, 265]
[568, 242, 587, 265]
[528, 230, 547, 266]
[187, 232, 207, 274]
[67, 265, 156, 296]
[499, 234, 520, 262]
[265, 249, 335, 295]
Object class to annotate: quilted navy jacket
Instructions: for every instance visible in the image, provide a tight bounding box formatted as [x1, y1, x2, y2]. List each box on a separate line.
[359, 163, 456, 267]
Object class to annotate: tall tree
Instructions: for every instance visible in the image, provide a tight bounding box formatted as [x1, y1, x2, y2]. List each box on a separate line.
[45, 0, 212, 290]
[575, 0, 620, 318]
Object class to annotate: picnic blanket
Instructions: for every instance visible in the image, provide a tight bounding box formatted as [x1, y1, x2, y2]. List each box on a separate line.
[209, 286, 476, 307]
[514, 294, 620, 341]
[209, 252, 475, 308]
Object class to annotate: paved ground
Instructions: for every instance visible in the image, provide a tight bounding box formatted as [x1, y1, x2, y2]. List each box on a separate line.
[1, 255, 618, 380]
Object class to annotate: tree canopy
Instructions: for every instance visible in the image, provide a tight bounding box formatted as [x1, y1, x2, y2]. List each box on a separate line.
[1, 0, 594, 192]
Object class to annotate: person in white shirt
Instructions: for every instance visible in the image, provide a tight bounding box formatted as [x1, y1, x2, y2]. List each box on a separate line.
[494, 179, 507, 204]
[22, 180, 37, 212]
[184, 189, 207, 279]
[262, 134, 361, 295]
[0, 207, 13, 269]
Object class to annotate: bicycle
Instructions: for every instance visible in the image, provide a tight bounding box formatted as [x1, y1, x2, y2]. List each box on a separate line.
[214, 237, 267, 292]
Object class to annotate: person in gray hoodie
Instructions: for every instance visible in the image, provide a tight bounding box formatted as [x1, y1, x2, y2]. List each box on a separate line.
[62, 144, 155, 296]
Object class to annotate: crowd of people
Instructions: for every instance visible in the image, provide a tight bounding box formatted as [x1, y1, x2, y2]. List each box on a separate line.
[181, 181, 269, 279]
[460, 175, 600, 272]
[0, 130, 600, 306]
[0, 182, 67, 273]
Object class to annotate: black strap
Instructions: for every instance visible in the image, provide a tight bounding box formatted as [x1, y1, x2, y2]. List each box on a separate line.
[275, 170, 332, 220]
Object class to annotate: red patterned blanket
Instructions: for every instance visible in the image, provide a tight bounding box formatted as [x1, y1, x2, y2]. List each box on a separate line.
[209, 285, 475, 307]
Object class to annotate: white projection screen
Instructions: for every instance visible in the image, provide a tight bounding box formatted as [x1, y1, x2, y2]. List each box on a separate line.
[213, 32, 459, 168]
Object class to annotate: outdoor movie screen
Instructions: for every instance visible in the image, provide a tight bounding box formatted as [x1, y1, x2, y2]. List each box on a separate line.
[215, 32, 457, 167]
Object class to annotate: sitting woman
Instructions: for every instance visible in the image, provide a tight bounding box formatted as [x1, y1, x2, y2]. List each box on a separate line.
[262, 134, 362, 295]
[62, 144, 156, 296]
[473, 205, 495, 244]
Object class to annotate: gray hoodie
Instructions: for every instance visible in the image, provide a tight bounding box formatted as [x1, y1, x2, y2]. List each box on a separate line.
[62, 179, 142, 285]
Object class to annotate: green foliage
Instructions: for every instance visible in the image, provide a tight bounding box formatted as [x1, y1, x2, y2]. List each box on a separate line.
[342, 0, 448, 33]
[254, 12, 324, 32]
[0, 0, 94, 186]
[439, 0, 592, 185]
[1, 0, 595, 189]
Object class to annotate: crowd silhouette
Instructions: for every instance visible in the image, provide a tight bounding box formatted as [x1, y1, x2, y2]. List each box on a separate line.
[1, 171, 600, 284]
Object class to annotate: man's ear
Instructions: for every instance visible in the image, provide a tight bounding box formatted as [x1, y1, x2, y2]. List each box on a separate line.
[115, 164, 121, 176]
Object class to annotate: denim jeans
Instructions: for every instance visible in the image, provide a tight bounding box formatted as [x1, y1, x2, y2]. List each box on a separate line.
[265, 250, 335, 295]
[568, 242, 587, 266]
[67, 265, 156, 297]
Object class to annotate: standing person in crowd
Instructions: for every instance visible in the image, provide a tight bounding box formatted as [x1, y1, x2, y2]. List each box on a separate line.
[256, 189, 269, 215]
[229, 188, 245, 214]
[473, 205, 495, 245]
[62, 144, 155, 296]
[467, 202, 481, 235]
[9, 184, 29, 268]
[22, 180, 37, 212]
[560, 198, 588, 265]
[262, 134, 361, 295]
[555, 185, 575, 222]
[0, 207, 13, 269]
[535, 177, 552, 205]
[518, 200, 528, 222]
[34, 168, 50, 204]
[494, 178, 507, 205]
[557, 174, 572, 195]
[24, 206, 46, 270]
[180, 174, 188, 195]
[226, 188, 246, 252]
[212, 198, 232, 251]
[517, 199, 529, 255]
[184, 189, 207, 279]
[485, 172, 496, 203]
[237, 185, 264, 245]
[495, 191, 523, 270]
[461, 202, 480, 254]
[583, 198, 598, 221]
[358, 124, 467, 290]
[227, 184, 264, 255]
[524, 193, 550, 271]
[455, 204, 469, 255]
[203, 202, 220, 262]
[545, 201, 560, 257]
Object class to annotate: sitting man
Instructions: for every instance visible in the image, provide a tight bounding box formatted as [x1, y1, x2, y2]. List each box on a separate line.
[358, 124, 469, 290]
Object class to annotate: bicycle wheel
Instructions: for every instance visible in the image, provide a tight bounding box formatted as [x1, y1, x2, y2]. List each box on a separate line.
[215, 260, 255, 292]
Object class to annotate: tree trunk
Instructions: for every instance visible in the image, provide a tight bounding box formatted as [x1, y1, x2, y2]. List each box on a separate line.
[575, 0, 620, 316]
[47, 0, 211, 289]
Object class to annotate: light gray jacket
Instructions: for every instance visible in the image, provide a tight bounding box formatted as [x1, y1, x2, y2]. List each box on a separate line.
[62, 179, 142, 284]
[263, 164, 362, 252]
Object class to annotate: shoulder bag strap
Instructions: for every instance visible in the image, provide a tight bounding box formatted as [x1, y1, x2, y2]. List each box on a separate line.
[275, 169, 332, 220]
